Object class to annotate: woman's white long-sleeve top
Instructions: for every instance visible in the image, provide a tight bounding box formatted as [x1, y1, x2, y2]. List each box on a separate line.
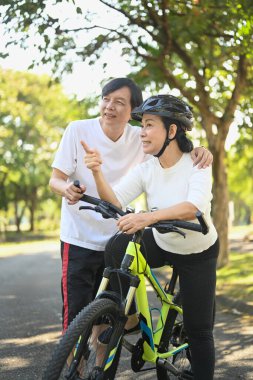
[114, 154, 218, 254]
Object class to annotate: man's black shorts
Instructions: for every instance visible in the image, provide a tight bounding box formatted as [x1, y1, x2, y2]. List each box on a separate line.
[61, 241, 105, 331]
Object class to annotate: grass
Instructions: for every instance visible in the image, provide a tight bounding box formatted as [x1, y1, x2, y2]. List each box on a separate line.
[220, 223, 253, 305]
[0, 229, 59, 242]
[229, 223, 253, 240]
[217, 251, 253, 305]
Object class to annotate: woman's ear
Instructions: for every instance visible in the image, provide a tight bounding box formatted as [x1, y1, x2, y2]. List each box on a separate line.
[169, 124, 177, 139]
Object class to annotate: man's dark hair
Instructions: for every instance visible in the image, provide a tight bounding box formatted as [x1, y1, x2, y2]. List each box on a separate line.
[102, 78, 143, 110]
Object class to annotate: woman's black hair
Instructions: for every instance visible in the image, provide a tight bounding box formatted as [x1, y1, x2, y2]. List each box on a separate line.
[101, 78, 143, 110]
[161, 117, 194, 153]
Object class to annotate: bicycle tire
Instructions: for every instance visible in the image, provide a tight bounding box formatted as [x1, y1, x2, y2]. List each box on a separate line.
[42, 298, 123, 380]
[156, 292, 192, 380]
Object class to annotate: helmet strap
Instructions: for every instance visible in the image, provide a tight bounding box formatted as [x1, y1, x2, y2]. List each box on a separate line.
[154, 129, 176, 158]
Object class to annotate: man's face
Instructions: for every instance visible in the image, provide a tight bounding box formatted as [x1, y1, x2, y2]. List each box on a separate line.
[100, 86, 132, 127]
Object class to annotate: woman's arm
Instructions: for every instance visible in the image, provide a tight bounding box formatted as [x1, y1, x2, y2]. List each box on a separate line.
[92, 170, 122, 209]
[81, 140, 122, 209]
[117, 201, 198, 234]
[149, 201, 198, 223]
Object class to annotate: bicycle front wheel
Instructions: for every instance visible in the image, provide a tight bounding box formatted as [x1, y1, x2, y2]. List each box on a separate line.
[156, 292, 192, 380]
[42, 298, 124, 380]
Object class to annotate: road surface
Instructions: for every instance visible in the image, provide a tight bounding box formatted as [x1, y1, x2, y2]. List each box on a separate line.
[0, 243, 252, 379]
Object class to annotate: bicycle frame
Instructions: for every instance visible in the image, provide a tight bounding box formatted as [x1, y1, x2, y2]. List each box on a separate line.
[96, 237, 187, 371]
[41, 189, 208, 380]
[75, 190, 208, 376]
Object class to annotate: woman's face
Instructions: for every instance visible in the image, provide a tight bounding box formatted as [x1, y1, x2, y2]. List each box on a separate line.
[140, 114, 168, 155]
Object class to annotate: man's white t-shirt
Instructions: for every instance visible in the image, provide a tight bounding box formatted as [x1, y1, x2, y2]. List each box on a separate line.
[114, 154, 218, 255]
[52, 117, 146, 250]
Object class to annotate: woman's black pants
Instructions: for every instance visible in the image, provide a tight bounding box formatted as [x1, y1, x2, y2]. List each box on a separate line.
[105, 229, 219, 380]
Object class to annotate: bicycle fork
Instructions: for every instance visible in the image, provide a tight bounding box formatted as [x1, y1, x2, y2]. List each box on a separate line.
[95, 267, 139, 373]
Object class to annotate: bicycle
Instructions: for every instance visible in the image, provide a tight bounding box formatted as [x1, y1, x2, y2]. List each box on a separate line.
[42, 188, 208, 380]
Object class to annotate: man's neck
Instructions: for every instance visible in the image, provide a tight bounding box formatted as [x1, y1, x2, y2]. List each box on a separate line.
[99, 118, 126, 142]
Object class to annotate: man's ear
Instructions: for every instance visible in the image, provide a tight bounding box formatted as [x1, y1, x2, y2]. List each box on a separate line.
[169, 124, 177, 139]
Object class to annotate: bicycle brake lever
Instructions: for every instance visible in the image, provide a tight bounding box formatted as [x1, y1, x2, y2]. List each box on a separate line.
[94, 206, 118, 219]
[174, 228, 186, 238]
[79, 205, 118, 220]
[156, 226, 186, 238]
[79, 206, 95, 211]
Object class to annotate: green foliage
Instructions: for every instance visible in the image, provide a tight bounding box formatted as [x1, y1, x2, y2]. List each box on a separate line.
[228, 121, 253, 224]
[1, 0, 253, 261]
[1, 0, 252, 128]
[0, 68, 87, 230]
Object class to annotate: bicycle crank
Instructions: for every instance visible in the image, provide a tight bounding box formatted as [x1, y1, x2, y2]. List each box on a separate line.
[178, 369, 194, 379]
[131, 337, 145, 372]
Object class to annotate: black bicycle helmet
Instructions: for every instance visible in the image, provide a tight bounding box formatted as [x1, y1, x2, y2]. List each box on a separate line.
[131, 94, 193, 130]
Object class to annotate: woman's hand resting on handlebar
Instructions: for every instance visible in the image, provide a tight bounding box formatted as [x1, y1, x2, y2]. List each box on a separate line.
[117, 212, 155, 234]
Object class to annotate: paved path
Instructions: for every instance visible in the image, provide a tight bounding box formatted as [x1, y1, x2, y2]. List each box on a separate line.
[0, 243, 252, 380]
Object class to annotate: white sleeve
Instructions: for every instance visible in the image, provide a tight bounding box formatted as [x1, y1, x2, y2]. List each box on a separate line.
[51, 123, 78, 176]
[187, 166, 213, 212]
[113, 165, 144, 207]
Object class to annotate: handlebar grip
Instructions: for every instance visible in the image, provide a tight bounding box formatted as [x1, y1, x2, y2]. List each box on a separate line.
[73, 180, 100, 206]
[154, 220, 202, 232]
[74, 179, 81, 188]
[195, 211, 209, 235]
[151, 212, 209, 235]
[80, 193, 101, 206]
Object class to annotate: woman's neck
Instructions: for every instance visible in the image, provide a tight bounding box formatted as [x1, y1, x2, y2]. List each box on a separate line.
[158, 144, 183, 168]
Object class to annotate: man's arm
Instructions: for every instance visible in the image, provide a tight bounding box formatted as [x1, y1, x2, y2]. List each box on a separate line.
[49, 168, 86, 205]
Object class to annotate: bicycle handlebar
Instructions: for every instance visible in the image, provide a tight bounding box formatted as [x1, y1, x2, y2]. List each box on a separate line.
[80, 193, 126, 218]
[150, 213, 208, 234]
[74, 180, 209, 235]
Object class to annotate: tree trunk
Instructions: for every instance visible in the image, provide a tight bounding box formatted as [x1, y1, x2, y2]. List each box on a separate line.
[29, 192, 37, 232]
[14, 200, 21, 232]
[212, 147, 229, 267]
[14, 197, 26, 233]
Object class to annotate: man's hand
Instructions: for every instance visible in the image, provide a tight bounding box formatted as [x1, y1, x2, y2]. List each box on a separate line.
[191, 146, 213, 169]
[49, 168, 86, 205]
[64, 181, 86, 205]
[81, 140, 102, 172]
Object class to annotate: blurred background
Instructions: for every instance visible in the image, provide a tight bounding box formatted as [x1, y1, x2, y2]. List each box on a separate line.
[0, 0, 252, 274]
[0, 3, 252, 379]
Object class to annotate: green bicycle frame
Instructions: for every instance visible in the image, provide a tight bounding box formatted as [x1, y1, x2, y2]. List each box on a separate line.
[96, 238, 188, 372]
[125, 240, 186, 363]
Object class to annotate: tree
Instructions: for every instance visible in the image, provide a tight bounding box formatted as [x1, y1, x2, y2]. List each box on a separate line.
[0, 68, 86, 232]
[1, 0, 253, 264]
[228, 121, 253, 225]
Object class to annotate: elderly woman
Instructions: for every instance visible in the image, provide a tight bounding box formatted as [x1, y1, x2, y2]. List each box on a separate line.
[83, 94, 219, 380]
